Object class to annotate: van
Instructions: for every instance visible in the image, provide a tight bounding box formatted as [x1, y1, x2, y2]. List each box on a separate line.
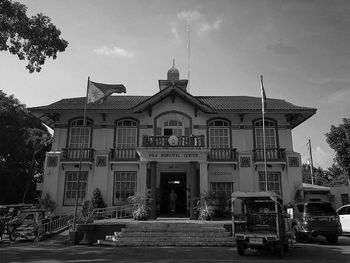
[286, 201, 342, 243]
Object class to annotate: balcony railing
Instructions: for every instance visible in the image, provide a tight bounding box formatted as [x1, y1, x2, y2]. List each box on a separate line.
[61, 148, 95, 162]
[253, 148, 286, 162]
[208, 148, 237, 161]
[142, 135, 205, 147]
[110, 148, 139, 161]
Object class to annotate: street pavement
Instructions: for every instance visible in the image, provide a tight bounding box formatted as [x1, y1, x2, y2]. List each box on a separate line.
[0, 234, 349, 263]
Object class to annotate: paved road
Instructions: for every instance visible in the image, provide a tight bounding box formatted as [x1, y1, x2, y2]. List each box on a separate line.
[0, 235, 349, 263]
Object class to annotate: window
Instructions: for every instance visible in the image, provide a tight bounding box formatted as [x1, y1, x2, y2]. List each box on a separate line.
[258, 171, 281, 196]
[116, 119, 138, 148]
[68, 119, 92, 149]
[210, 182, 233, 215]
[254, 120, 277, 149]
[63, 171, 88, 206]
[163, 119, 183, 136]
[113, 171, 137, 205]
[341, 194, 350, 206]
[211, 182, 233, 202]
[208, 120, 230, 148]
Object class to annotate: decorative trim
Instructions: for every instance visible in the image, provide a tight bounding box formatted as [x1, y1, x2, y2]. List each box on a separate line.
[140, 124, 153, 129]
[96, 155, 107, 167]
[240, 157, 251, 168]
[288, 157, 300, 167]
[193, 125, 206, 130]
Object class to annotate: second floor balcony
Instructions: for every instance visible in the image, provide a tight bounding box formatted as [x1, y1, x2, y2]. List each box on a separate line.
[142, 135, 205, 148]
[61, 148, 95, 162]
[208, 148, 237, 162]
[110, 148, 139, 161]
[253, 148, 286, 162]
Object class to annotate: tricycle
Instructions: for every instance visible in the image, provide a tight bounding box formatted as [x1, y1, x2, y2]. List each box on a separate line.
[231, 191, 290, 258]
[4, 208, 46, 241]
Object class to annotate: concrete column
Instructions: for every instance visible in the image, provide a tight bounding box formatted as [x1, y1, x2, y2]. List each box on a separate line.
[149, 161, 157, 219]
[137, 161, 147, 194]
[189, 161, 198, 220]
[199, 161, 208, 194]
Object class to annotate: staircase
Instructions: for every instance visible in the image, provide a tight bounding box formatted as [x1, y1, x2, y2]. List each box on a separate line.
[98, 220, 235, 247]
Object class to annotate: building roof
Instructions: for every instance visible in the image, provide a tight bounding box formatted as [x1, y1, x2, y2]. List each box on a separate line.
[303, 183, 331, 192]
[29, 87, 316, 128]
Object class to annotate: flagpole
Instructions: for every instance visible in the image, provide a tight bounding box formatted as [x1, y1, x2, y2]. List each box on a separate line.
[72, 76, 90, 232]
[187, 16, 191, 92]
[261, 75, 268, 192]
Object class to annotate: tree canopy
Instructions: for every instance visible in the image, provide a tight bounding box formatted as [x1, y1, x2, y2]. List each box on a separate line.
[0, 0, 68, 72]
[326, 118, 350, 184]
[302, 163, 348, 187]
[0, 90, 52, 204]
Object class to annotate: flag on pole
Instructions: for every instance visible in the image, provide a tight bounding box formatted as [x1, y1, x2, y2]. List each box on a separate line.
[87, 80, 126, 104]
[260, 75, 267, 113]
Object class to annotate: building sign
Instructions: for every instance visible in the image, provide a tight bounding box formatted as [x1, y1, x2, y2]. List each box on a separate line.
[149, 153, 198, 158]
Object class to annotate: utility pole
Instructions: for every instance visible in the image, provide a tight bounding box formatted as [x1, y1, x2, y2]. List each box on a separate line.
[307, 139, 314, 185]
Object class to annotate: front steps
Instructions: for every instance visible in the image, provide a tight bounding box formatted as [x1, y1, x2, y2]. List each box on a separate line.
[97, 221, 234, 247]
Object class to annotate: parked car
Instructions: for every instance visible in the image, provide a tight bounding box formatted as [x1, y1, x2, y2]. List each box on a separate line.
[337, 204, 350, 234]
[286, 201, 342, 243]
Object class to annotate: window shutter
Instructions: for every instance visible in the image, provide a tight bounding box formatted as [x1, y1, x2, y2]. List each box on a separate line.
[155, 128, 162, 136]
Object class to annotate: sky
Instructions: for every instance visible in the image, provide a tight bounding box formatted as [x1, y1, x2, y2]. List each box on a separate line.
[1, 0, 349, 169]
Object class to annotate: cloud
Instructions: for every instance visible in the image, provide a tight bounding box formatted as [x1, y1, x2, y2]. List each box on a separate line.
[313, 146, 334, 168]
[94, 46, 135, 58]
[177, 10, 202, 22]
[171, 9, 221, 41]
[309, 77, 350, 103]
[198, 18, 222, 37]
[266, 42, 299, 55]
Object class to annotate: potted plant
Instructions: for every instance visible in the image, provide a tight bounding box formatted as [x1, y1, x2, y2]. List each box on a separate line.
[128, 191, 152, 221]
[195, 191, 216, 220]
[77, 200, 96, 245]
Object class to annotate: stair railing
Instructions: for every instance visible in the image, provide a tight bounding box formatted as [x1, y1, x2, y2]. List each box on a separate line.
[92, 205, 133, 220]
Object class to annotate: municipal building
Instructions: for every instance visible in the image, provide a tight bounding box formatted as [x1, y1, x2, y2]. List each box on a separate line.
[30, 64, 316, 218]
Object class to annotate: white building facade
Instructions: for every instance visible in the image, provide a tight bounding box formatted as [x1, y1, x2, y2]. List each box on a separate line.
[30, 65, 316, 217]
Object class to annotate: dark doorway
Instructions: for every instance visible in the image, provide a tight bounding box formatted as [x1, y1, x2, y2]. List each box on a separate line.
[160, 173, 187, 216]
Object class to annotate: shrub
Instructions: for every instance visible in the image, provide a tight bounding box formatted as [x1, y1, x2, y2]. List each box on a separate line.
[91, 188, 106, 208]
[128, 191, 152, 220]
[195, 191, 216, 220]
[39, 193, 57, 216]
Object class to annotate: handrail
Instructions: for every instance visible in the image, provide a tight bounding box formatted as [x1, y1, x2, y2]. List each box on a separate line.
[39, 210, 75, 238]
[253, 148, 286, 162]
[61, 148, 95, 161]
[92, 205, 133, 219]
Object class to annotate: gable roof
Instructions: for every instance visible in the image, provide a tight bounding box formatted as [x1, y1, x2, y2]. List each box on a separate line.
[132, 86, 214, 113]
[29, 88, 316, 129]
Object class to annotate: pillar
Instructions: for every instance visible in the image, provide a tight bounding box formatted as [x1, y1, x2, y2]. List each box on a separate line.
[149, 161, 157, 219]
[137, 161, 147, 194]
[189, 161, 199, 220]
[199, 161, 208, 194]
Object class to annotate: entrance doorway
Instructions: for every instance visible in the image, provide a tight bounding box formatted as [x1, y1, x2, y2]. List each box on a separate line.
[160, 173, 187, 216]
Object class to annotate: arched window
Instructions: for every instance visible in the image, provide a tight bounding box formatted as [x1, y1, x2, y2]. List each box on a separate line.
[163, 119, 183, 136]
[116, 119, 138, 148]
[68, 118, 92, 149]
[208, 119, 230, 148]
[254, 119, 277, 149]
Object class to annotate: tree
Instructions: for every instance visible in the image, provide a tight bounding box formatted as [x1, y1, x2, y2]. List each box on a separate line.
[0, 90, 52, 204]
[301, 163, 347, 187]
[0, 0, 68, 73]
[326, 118, 350, 185]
